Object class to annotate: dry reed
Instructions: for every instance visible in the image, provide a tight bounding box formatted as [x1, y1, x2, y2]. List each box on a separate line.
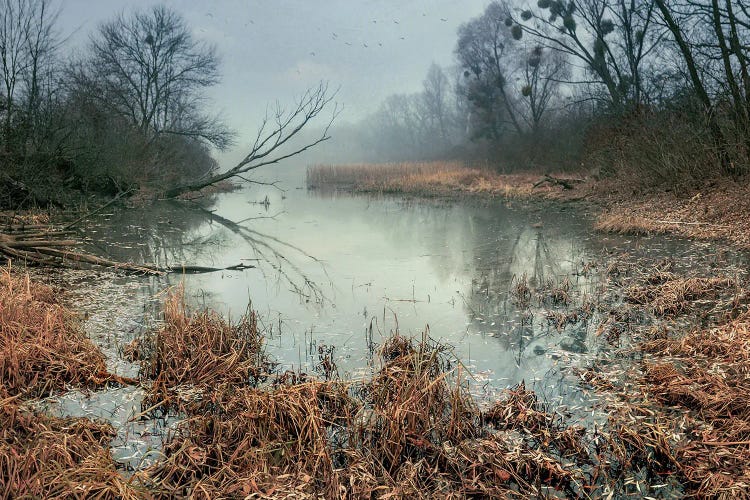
[133, 297, 613, 498]
[306, 161, 577, 199]
[625, 272, 734, 315]
[0, 390, 143, 499]
[0, 265, 129, 399]
[128, 285, 272, 412]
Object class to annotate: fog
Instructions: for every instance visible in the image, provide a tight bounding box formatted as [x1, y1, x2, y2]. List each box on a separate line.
[58, 0, 487, 168]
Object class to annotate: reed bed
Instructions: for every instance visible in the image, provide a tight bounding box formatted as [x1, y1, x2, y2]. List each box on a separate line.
[0, 267, 143, 499]
[306, 161, 562, 198]
[0, 265, 128, 399]
[0, 389, 142, 499]
[130, 288, 711, 498]
[127, 286, 272, 412]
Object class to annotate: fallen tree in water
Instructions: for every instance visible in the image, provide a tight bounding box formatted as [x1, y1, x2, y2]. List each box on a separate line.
[0, 218, 254, 275]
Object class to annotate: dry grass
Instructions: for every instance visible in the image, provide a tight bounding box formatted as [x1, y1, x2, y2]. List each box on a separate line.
[0, 265, 129, 399]
[130, 289, 721, 498]
[133, 295, 661, 498]
[637, 310, 750, 497]
[127, 285, 272, 412]
[594, 178, 750, 249]
[625, 271, 734, 315]
[307, 161, 587, 199]
[0, 268, 143, 499]
[0, 390, 142, 499]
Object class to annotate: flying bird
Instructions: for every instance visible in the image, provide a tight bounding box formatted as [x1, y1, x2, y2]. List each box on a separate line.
[440, 18, 448, 22]
[393, 19, 399, 24]
[310, 51, 316, 56]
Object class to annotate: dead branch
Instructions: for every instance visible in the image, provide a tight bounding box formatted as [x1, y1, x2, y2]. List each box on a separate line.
[0, 222, 255, 275]
[532, 174, 585, 190]
[163, 82, 341, 199]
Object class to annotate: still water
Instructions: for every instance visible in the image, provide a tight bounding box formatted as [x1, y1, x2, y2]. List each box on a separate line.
[43, 168, 725, 468]
[90, 180, 609, 385]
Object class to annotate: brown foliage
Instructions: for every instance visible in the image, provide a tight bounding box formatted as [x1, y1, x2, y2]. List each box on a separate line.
[0, 391, 142, 499]
[0, 265, 126, 399]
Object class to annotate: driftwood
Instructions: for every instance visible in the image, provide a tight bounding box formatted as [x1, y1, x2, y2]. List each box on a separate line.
[532, 174, 585, 190]
[0, 223, 255, 275]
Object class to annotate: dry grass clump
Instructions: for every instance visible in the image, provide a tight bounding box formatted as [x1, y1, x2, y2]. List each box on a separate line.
[0, 389, 142, 498]
[625, 272, 734, 315]
[538, 276, 572, 306]
[136, 381, 354, 498]
[594, 213, 668, 235]
[510, 272, 532, 308]
[129, 286, 272, 411]
[0, 265, 126, 399]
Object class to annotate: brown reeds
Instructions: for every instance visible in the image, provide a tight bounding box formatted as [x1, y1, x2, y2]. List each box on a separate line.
[0, 389, 142, 499]
[129, 286, 272, 412]
[306, 161, 581, 199]
[0, 265, 130, 399]
[133, 294, 614, 498]
[625, 272, 734, 315]
[593, 179, 750, 249]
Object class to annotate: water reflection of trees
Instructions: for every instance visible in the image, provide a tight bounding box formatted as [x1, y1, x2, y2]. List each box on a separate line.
[463, 208, 594, 366]
[81, 199, 328, 303]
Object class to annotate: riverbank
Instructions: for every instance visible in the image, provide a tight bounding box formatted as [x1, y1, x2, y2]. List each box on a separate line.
[3, 231, 750, 497]
[307, 162, 750, 249]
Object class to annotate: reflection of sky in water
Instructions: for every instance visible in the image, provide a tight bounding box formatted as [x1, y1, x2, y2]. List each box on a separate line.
[87, 182, 618, 389]
[54, 172, 748, 469]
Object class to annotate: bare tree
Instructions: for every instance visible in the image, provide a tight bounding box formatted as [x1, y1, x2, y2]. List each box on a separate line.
[85, 5, 232, 150]
[164, 82, 339, 198]
[422, 63, 452, 146]
[519, 46, 567, 133]
[0, 0, 58, 153]
[511, 0, 662, 111]
[456, 1, 524, 139]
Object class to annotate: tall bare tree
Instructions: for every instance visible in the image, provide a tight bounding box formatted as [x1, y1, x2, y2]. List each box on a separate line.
[0, 0, 57, 153]
[512, 0, 662, 110]
[456, 1, 524, 139]
[85, 5, 232, 150]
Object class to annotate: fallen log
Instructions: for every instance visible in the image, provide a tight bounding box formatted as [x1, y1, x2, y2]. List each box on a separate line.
[0, 222, 256, 275]
[533, 174, 585, 190]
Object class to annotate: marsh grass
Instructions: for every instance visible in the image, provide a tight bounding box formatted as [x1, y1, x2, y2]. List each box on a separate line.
[0, 390, 142, 499]
[0, 267, 142, 499]
[133, 289, 674, 498]
[625, 272, 734, 315]
[306, 161, 569, 198]
[126, 285, 273, 412]
[0, 265, 129, 399]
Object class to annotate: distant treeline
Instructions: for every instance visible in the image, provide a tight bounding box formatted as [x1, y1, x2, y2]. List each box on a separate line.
[0, 1, 231, 206]
[341, 0, 750, 191]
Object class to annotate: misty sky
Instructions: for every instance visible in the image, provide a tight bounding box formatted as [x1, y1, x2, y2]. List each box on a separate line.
[58, 1, 488, 167]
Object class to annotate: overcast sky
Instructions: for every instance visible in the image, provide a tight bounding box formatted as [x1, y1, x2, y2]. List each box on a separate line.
[58, 1, 488, 167]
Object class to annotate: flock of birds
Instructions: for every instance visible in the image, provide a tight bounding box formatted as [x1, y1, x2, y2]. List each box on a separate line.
[204, 11, 450, 54]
